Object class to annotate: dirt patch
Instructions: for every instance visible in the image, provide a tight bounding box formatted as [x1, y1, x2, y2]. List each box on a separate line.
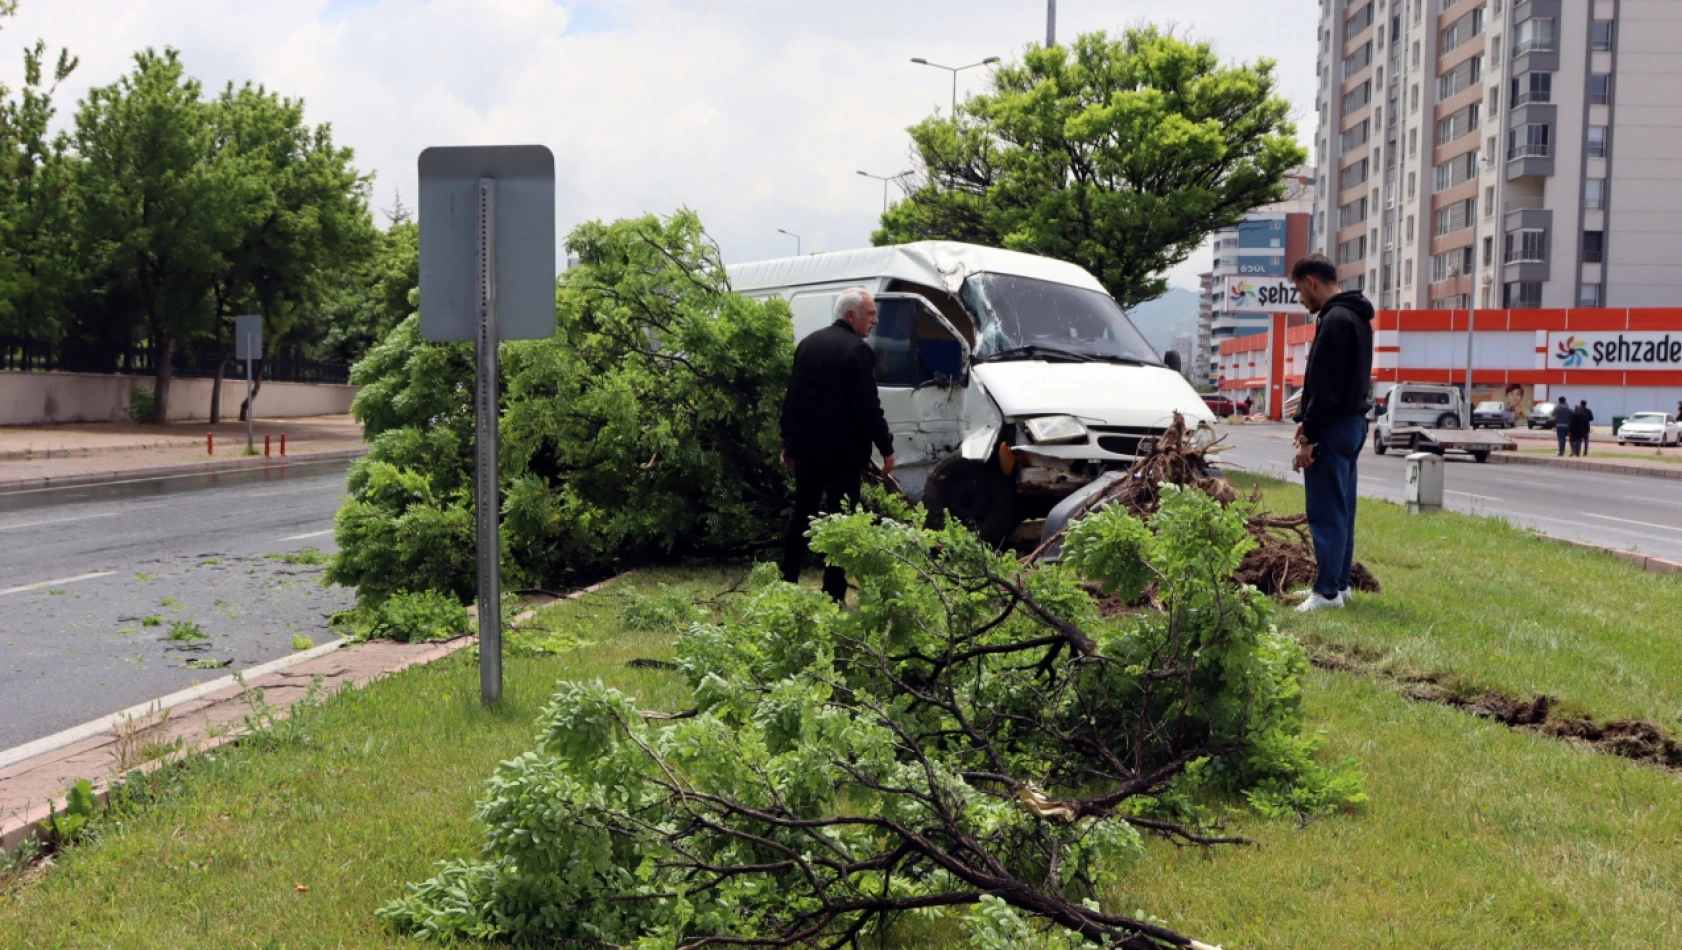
[1314, 642, 1682, 772]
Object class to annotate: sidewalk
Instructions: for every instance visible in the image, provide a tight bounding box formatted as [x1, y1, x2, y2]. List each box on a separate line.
[1496, 429, 1682, 480]
[0, 415, 366, 491]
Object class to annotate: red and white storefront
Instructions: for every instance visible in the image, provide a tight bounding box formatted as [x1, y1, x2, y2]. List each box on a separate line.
[1216, 309, 1682, 420]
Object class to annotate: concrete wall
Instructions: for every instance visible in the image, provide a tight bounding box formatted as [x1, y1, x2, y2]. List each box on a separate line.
[1607, 0, 1682, 305]
[0, 371, 357, 426]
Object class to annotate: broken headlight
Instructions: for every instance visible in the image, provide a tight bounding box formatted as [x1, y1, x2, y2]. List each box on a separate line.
[1022, 415, 1089, 445]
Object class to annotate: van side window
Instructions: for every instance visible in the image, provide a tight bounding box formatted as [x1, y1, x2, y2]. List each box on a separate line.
[870, 298, 919, 387]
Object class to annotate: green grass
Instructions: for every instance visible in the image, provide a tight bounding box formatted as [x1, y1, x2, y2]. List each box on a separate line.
[3, 496, 1680, 948]
[264, 547, 329, 566]
[164, 620, 207, 642]
[1519, 448, 1682, 464]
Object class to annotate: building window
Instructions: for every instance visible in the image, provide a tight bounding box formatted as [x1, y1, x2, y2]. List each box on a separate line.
[1339, 275, 1367, 293]
[1405, 260, 1413, 284]
[1440, 6, 1486, 54]
[1579, 283, 1603, 307]
[1340, 197, 1370, 229]
[1591, 21, 1615, 52]
[1412, 40, 1421, 68]
[1409, 128, 1419, 156]
[1437, 104, 1480, 146]
[1411, 83, 1421, 113]
[1508, 124, 1551, 160]
[1344, 80, 1373, 113]
[1341, 120, 1371, 152]
[1504, 281, 1543, 308]
[1585, 178, 1606, 210]
[1406, 215, 1415, 242]
[1434, 152, 1478, 192]
[1514, 18, 1555, 57]
[1344, 41, 1374, 79]
[1582, 230, 1605, 264]
[1338, 236, 1369, 265]
[1483, 235, 1494, 266]
[1347, 3, 1376, 41]
[1435, 197, 1476, 236]
[1512, 72, 1552, 107]
[1340, 159, 1370, 192]
[1438, 56, 1484, 100]
[1504, 228, 1547, 264]
[1590, 74, 1613, 106]
[1492, 36, 1503, 67]
[1431, 245, 1475, 281]
[1484, 186, 1495, 216]
[1407, 172, 1416, 199]
[1489, 86, 1500, 116]
[1587, 126, 1608, 159]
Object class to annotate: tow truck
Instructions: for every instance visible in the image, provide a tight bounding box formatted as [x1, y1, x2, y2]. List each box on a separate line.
[1370, 382, 1516, 462]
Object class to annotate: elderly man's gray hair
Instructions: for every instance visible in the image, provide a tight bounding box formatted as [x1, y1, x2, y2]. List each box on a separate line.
[834, 287, 873, 322]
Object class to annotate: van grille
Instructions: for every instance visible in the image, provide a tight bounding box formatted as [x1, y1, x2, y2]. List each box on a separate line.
[1090, 425, 1167, 457]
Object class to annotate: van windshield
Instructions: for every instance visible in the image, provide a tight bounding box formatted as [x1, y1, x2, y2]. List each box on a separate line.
[960, 273, 1161, 365]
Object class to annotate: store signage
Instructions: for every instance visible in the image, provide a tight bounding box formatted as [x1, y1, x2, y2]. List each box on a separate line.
[1237, 258, 1284, 276]
[1225, 278, 1308, 314]
[1548, 331, 1682, 370]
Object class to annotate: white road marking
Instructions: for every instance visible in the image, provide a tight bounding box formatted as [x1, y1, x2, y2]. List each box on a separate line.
[1581, 513, 1682, 534]
[0, 512, 118, 531]
[281, 528, 334, 541]
[250, 485, 344, 498]
[1447, 490, 1503, 501]
[0, 571, 116, 596]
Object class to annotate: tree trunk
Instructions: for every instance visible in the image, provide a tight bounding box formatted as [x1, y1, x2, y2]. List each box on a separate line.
[239, 357, 264, 422]
[209, 317, 226, 424]
[153, 334, 174, 425]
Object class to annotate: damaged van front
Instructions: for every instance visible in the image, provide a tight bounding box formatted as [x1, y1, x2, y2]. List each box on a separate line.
[729, 242, 1217, 545]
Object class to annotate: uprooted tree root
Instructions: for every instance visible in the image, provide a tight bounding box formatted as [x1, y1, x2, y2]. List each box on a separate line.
[1027, 413, 1381, 600]
[1312, 643, 1682, 771]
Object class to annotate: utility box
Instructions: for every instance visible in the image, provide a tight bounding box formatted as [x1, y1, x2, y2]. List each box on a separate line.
[1404, 452, 1443, 514]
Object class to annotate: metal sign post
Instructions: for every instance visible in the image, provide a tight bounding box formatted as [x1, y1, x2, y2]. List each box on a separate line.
[235, 315, 262, 453]
[418, 145, 555, 706]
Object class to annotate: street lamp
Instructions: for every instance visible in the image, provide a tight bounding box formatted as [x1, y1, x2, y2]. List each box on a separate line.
[857, 169, 911, 214]
[777, 229, 801, 256]
[1462, 152, 1494, 430]
[910, 55, 1001, 114]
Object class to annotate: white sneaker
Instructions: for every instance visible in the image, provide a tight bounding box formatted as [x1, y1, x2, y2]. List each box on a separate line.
[1339, 586, 1353, 605]
[1289, 587, 1317, 602]
[1295, 591, 1345, 613]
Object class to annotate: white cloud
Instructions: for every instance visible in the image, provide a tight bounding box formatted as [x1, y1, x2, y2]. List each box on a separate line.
[0, 0, 1312, 293]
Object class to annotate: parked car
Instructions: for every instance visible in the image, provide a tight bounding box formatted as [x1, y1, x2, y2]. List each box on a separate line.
[1471, 401, 1517, 429]
[1202, 394, 1238, 416]
[1526, 401, 1557, 429]
[1617, 412, 1681, 446]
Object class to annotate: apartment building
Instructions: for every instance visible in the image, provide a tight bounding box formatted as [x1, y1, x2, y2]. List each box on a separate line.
[1313, 0, 1682, 311]
[1206, 172, 1315, 362]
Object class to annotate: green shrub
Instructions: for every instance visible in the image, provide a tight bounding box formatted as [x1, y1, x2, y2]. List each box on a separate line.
[127, 386, 157, 424]
[331, 589, 469, 643]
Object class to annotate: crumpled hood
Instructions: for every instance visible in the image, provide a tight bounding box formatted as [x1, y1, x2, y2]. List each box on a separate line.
[972, 361, 1216, 429]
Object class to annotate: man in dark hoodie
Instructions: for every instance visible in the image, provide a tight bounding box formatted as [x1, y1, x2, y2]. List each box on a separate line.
[778, 288, 897, 603]
[1289, 255, 1375, 612]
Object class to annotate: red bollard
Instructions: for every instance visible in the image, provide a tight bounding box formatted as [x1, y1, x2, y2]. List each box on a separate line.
[207, 433, 214, 455]
[280, 433, 287, 457]
[264, 434, 272, 457]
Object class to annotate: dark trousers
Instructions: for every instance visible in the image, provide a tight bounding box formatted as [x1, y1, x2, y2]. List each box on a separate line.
[1556, 425, 1570, 455]
[1303, 414, 1367, 600]
[1570, 432, 1588, 456]
[779, 462, 861, 603]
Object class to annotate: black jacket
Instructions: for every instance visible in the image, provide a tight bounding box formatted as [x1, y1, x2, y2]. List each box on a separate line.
[1294, 291, 1375, 442]
[1570, 406, 1593, 436]
[780, 320, 895, 470]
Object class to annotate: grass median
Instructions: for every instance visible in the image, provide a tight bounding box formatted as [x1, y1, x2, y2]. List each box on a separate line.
[2, 480, 1680, 948]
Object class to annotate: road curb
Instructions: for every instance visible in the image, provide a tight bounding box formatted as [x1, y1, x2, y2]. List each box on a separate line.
[1, 576, 620, 855]
[0, 447, 368, 494]
[1488, 450, 1682, 480]
[1543, 536, 1682, 576]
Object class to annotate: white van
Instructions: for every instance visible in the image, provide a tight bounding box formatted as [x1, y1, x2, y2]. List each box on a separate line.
[1374, 382, 1466, 432]
[728, 241, 1217, 543]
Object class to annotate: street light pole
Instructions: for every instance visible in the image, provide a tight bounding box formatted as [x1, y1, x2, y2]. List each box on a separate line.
[1047, 0, 1056, 46]
[1463, 153, 1492, 430]
[777, 228, 801, 256]
[857, 169, 911, 214]
[910, 56, 1001, 116]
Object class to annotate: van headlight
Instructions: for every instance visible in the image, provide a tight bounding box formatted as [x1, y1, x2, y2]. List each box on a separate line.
[1022, 415, 1089, 445]
[1190, 423, 1217, 449]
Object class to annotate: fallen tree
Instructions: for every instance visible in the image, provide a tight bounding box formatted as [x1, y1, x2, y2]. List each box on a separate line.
[326, 210, 794, 603]
[379, 487, 1364, 947]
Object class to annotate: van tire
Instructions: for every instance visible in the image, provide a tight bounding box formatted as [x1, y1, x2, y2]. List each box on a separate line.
[1373, 432, 1388, 455]
[924, 458, 1019, 546]
[1471, 449, 1490, 463]
[1436, 413, 1459, 429]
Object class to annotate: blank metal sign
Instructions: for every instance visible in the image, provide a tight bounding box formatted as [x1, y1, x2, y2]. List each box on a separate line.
[234, 314, 262, 360]
[417, 145, 557, 342]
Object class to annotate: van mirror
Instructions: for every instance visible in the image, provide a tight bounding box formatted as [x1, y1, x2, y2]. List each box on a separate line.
[1163, 349, 1183, 374]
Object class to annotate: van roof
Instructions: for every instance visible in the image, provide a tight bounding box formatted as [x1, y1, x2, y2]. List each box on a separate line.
[726, 241, 1109, 298]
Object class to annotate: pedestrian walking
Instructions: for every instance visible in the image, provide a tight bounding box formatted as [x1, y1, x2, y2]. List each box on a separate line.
[1570, 400, 1594, 456]
[1552, 396, 1573, 456]
[778, 288, 896, 603]
[1288, 255, 1375, 613]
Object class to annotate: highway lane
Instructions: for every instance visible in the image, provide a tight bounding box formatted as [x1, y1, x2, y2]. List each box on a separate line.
[1215, 424, 1682, 563]
[0, 459, 357, 750]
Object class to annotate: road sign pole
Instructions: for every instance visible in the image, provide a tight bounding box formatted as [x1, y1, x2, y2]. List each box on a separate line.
[474, 177, 502, 706]
[245, 357, 255, 452]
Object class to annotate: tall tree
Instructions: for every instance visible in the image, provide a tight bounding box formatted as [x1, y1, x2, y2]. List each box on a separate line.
[0, 17, 80, 340]
[202, 82, 375, 421]
[312, 218, 417, 364]
[875, 27, 1307, 310]
[73, 48, 226, 421]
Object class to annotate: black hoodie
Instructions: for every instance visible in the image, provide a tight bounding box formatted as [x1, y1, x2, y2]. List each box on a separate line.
[1293, 291, 1375, 442]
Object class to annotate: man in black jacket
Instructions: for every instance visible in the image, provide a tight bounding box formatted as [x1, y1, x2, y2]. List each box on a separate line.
[1289, 255, 1375, 613]
[778, 288, 897, 602]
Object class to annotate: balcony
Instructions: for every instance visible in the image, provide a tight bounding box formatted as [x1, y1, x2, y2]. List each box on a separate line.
[1507, 143, 1554, 181]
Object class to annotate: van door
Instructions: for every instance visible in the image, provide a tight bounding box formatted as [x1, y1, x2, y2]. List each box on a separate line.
[868, 293, 972, 497]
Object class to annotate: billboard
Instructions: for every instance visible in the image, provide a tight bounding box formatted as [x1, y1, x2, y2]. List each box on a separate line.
[1548, 332, 1682, 371]
[1224, 278, 1308, 314]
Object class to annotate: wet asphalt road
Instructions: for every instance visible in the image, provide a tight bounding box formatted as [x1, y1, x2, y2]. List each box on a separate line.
[1216, 424, 1682, 563]
[0, 459, 357, 751]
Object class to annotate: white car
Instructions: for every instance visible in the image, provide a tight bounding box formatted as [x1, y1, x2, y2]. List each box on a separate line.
[1617, 412, 1681, 446]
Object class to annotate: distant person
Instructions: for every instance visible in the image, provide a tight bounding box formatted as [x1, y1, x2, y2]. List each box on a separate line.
[1288, 254, 1375, 613]
[778, 288, 896, 603]
[1239, 397, 1253, 416]
[1552, 396, 1573, 456]
[1571, 400, 1594, 457]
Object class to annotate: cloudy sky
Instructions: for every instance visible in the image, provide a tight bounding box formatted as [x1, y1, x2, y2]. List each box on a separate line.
[0, 0, 1315, 294]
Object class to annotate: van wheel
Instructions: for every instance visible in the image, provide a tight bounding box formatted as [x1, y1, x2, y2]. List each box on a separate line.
[1436, 413, 1460, 429]
[1373, 432, 1388, 455]
[924, 458, 1019, 546]
[1471, 450, 1490, 463]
